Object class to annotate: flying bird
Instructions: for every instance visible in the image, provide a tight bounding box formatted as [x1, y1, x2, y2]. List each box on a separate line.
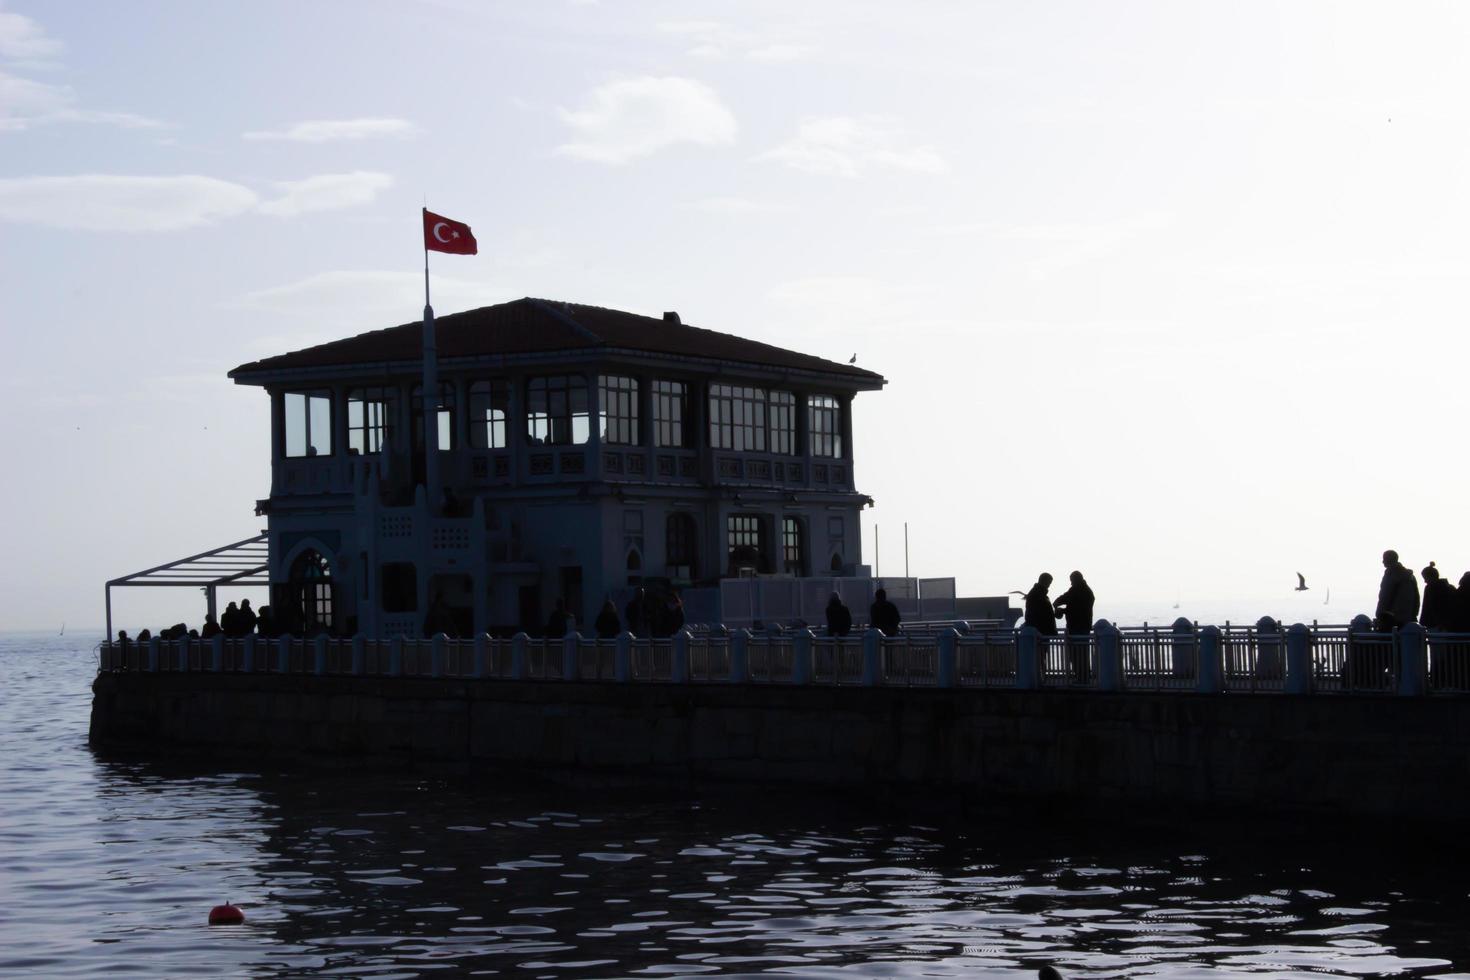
[1295, 572, 1309, 592]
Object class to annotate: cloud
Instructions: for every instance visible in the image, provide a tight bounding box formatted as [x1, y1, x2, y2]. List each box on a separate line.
[1, 69, 166, 132]
[0, 170, 393, 230]
[758, 117, 948, 178]
[556, 76, 736, 164]
[0, 175, 259, 230]
[656, 20, 815, 62]
[242, 117, 421, 142]
[0, 6, 62, 62]
[231, 270, 513, 334]
[256, 171, 393, 217]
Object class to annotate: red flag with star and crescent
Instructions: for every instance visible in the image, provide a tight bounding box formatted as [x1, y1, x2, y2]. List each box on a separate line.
[423, 208, 477, 255]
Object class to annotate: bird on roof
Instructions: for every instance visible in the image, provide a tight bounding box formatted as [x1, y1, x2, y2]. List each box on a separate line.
[1295, 572, 1309, 592]
[849, 353, 857, 363]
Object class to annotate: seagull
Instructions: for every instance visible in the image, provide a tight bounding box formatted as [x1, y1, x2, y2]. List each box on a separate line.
[848, 353, 857, 364]
[1295, 572, 1309, 592]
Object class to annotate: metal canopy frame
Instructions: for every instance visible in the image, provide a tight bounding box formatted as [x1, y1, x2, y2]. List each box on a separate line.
[105, 533, 269, 639]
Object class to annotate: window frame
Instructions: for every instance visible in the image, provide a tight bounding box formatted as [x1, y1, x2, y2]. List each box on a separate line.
[526, 375, 590, 446]
[768, 390, 797, 456]
[284, 390, 333, 459]
[411, 382, 457, 452]
[598, 374, 640, 446]
[709, 384, 767, 452]
[346, 385, 396, 456]
[809, 394, 843, 458]
[653, 380, 690, 448]
[467, 379, 510, 450]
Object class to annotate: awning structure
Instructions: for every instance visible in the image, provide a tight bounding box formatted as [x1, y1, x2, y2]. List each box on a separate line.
[105, 534, 269, 639]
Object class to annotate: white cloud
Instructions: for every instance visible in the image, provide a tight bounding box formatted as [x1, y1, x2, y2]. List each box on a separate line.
[556, 76, 736, 164]
[256, 171, 393, 217]
[232, 270, 512, 334]
[758, 116, 949, 178]
[0, 6, 62, 61]
[242, 117, 420, 142]
[0, 69, 166, 132]
[0, 175, 258, 231]
[656, 20, 815, 62]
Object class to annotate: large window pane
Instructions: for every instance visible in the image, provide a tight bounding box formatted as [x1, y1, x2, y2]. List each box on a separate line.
[284, 390, 332, 458]
[527, 375, 589, 446]
[809, 394, 842, 458]
[411, 383, 456, 451]
[598, 375, 640, 446]
[769, 390, 796, 456]
[347, 386, 396, 455]
[709, 384, 766, 452]
[654, 380, 689, 448]
[467, 380, 509, 449]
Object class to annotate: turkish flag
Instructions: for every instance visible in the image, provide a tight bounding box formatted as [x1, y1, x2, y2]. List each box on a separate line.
[423, 209, 477, 255]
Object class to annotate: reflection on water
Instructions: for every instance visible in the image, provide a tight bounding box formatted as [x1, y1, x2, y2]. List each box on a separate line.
[2, 632, 1469, 978]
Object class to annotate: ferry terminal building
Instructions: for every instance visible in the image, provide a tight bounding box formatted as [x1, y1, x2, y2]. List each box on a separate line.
[223, 298, 887, 639]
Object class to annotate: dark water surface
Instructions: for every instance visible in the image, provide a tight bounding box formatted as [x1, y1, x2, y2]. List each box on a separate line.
[3, 631, 1469, 978]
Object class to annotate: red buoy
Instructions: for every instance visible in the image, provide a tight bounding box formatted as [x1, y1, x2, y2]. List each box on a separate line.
[208, 902, 245, 925]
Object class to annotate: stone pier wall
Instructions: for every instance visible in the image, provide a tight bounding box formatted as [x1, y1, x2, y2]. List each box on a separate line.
[89, 672, 1470, 818]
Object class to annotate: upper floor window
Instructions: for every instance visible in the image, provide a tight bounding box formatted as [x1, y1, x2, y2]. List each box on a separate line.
[768, 390, 797, 456]
[347, 386, 396, 455]
[709, 384, 766, 452]
[284, 390, 332, 458]
[527, 375, 589, 446]
[653, 380, 690, 448]
[598, 375, 639, 446]
[411, 383, 456, 451]
[809, 394, 842, 458]
[467, 380, 509, 449]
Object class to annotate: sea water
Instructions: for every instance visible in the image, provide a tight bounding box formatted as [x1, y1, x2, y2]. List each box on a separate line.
[1, 630, 1467, 978]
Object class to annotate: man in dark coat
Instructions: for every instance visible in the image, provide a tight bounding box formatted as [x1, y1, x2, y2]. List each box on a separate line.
[1375, 550, 1420, 630]
[220, 601, 240, 636]
[826, 593, 853, 637]
[1052, 570, 1095, 684]
[1420, 563, 1456, 631]
[595, 600, 621, 639]
[1023, 573, 1058, 636]
[238, 599, 258, 636]
[869, 588, 901, 636]
[544, 597, 571, 639]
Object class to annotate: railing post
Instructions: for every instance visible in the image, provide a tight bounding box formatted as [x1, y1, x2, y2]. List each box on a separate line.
[1172, 617, 1195, 679]
[614, 631, 633, 682]
[315, 634, 329, 675]
[1197, 625, 1223, 693]
[429, 633, 446, 678]
[1398, 623, 1427, 697]
[388, 635, 403, 677]
[242, 634, 255, 673]
[211, 634, 224, 672]
[177, 636, 191, 671]
[937, 627, 958, 688]
[1285, 623, 1311, 694]
[277, 635, 291, 673]
[729, 629, 750, 683]
[510, 632, 528, 680]
[1016, 626, 1040, 690]
[562, 632, 580, 681]
[147, 637, 160, 672]
[861, 627, 883, 686]
[792, 628, 814, 685]
[1095, 620, 1121, 691]
[473, 633, 489, 678]
[351, 635, 365, 676]
[672, 629, 692, 683]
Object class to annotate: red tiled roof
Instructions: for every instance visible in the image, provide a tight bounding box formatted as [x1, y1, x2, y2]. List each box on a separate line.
[229, 298, 884, 385]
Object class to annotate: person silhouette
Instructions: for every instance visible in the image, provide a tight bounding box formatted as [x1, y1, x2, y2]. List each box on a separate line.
[595, 599, 621, 640]
[1052, 570, 1095, 683]
[869, 588, 901, 636]
[1024, 573, 1058, 636]
[1420, 562, 1456, 631]
[826, 593, 853, 637]
[1375, 550, 1419, 630]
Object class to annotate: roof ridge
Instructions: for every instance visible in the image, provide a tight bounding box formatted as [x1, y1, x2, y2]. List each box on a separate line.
[525, 297, 604, 344]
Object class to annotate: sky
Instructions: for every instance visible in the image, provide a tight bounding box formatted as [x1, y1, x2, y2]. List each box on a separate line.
[2, 0, 1468, 632]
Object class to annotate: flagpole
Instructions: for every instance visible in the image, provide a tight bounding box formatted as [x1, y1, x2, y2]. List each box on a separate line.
[421, 208, 441, 515]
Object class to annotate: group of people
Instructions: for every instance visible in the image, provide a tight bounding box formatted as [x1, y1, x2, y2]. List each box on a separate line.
[563, 589, 686, 640]
[822, 587, 903, 637]
[1376, 550, 1470, 632]
[118, 599, 276, 648]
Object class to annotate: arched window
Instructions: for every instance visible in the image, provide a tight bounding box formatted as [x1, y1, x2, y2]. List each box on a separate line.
[290, 549, 334, 635]
[830, 552, 844, 573]
[626, 548, 642, 586]
[666, 513, 697, 582]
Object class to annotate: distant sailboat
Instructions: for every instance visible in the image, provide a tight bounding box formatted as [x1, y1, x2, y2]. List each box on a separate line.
[1324, 588, 1330, 605]
[59, 622, 65, 636]
[1172, 597, 1180, 610]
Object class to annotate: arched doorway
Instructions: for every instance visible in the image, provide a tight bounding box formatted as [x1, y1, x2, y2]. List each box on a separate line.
[290, 549, 334, 634]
